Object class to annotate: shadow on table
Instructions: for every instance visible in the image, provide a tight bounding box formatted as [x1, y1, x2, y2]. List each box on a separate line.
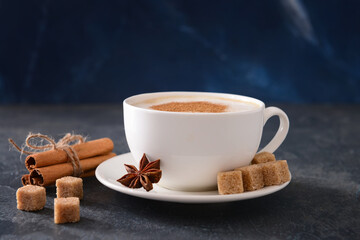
[115, 191, 281, 222]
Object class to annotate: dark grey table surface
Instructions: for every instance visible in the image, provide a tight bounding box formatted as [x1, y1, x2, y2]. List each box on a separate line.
[0, 105, 359, 240]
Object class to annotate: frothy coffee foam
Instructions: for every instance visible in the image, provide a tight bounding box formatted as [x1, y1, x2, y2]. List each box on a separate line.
[134, 95, 260, 113]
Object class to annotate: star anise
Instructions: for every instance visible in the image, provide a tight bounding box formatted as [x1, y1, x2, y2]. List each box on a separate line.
[117, 154, 161, 191]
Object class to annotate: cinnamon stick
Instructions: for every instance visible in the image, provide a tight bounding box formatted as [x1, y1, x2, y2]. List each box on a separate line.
[29, 153, 116, 186]
[21, 174, 30, 185]
[21, 170, 95, 186]
[25, 138, 113, 170]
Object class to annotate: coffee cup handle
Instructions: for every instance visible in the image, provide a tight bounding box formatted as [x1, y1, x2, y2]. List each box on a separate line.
[258, 107, 290, 153]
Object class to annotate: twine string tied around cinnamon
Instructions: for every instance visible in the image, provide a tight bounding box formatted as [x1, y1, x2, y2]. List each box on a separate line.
[9, 133, 85, 177]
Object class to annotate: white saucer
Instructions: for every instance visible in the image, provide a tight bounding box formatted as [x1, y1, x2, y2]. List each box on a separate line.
[95, 153, 291, 204]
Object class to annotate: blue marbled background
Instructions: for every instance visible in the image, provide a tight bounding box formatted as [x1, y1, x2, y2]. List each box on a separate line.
[0, 0, 359, 103]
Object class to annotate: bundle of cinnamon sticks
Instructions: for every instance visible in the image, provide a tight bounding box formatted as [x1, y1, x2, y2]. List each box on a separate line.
[21, 138, 115, 187]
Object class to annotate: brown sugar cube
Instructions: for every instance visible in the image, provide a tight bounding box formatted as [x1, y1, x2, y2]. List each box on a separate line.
[235, 165, 264, 191]
[54, 197, 80, 224]
[217, 171, 244, 195]
[251, 152, 276, 164]
[260, 160, 291, 186]
[16, 185, 46, 211]
[277, 160, 291, 183]
[260, 162, 282, 186]
[56, 176, 83, 200]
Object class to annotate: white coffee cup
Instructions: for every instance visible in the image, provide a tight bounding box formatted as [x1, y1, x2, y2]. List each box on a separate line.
[123, 92, 289, 191]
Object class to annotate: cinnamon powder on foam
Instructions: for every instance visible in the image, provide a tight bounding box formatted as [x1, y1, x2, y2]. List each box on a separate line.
[150, 101, 228, 113]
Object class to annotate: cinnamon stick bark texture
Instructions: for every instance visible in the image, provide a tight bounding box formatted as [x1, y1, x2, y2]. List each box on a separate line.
[25, 138, 113, 170]
[29, 153, 116, 186]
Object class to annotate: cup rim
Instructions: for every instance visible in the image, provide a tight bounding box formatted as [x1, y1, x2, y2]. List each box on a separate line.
[123, 91, 265, 115]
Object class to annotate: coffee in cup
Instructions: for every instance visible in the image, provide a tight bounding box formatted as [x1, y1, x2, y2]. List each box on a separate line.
[134, 95, 260, 113]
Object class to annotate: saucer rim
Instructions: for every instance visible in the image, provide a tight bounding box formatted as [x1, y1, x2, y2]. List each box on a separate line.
[95, 152, 291, 204]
